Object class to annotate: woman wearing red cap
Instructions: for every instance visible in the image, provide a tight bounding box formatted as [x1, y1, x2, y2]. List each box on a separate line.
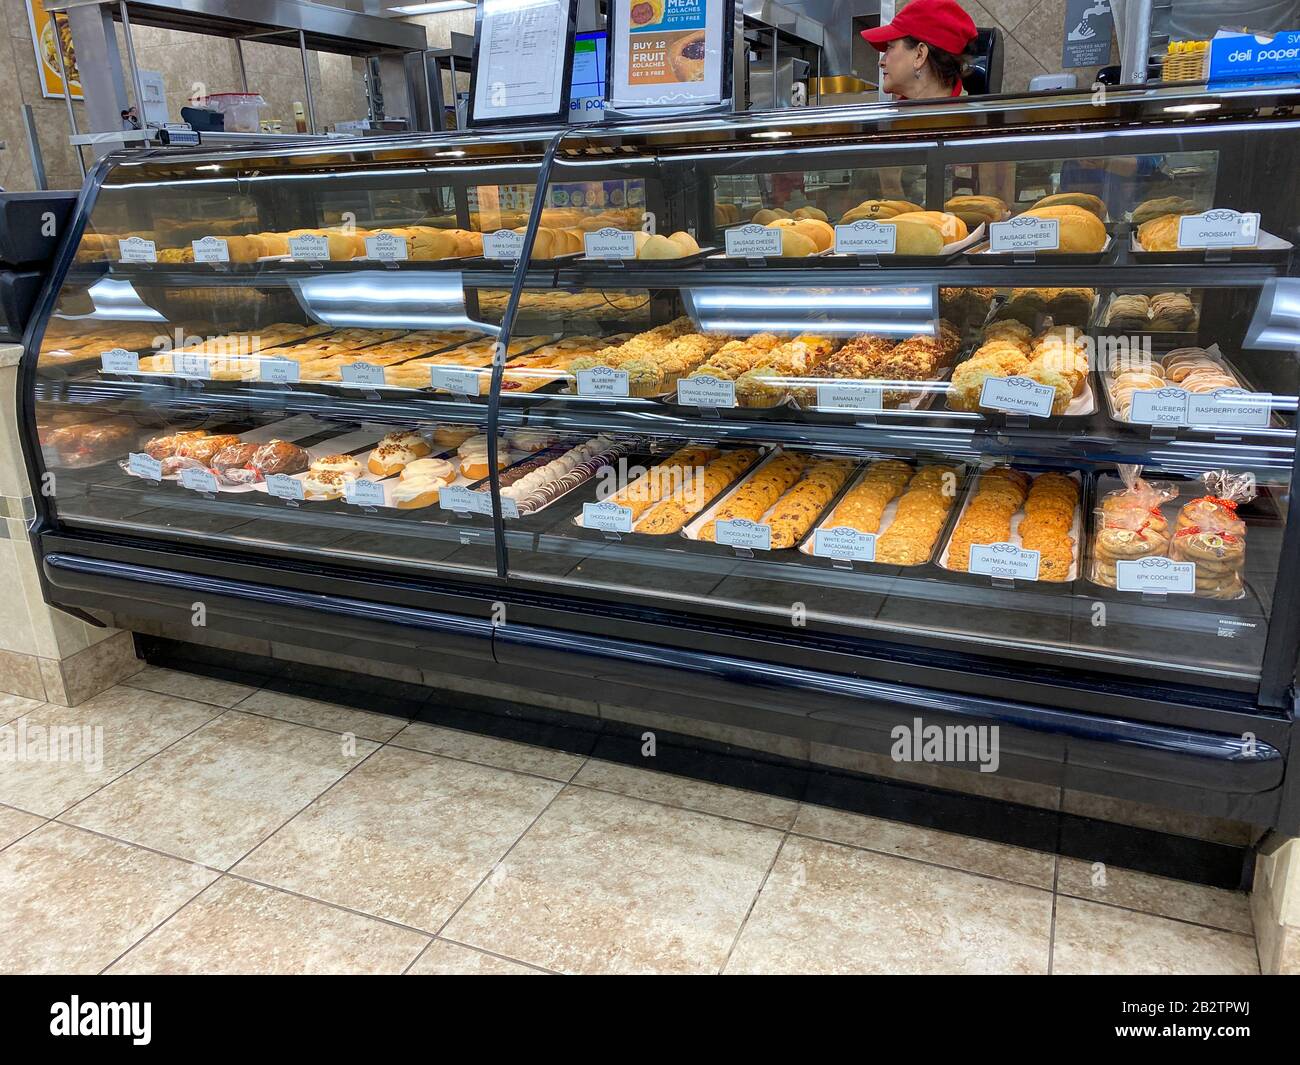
[862, 0, 978, 100]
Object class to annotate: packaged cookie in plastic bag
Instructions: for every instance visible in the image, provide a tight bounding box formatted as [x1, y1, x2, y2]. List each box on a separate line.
[1168, 470, 1253, 599]
[1090, 464, 1178, 587]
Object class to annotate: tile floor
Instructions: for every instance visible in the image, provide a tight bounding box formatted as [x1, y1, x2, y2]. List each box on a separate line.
[0, 667, 1261, 975]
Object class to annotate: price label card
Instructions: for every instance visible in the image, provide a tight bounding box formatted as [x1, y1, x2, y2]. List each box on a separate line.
[365, 232, 409, 261]
[833, 220, 897, 255]
[340, 362, 386, 386]
[482, 229, 524, 260]
[583, 227, 637, 259]
[1177, 210, 1260, 249]
[259, 357, 300, 384]
[265, 473, 305, 501]
[178, 466, 219, 494]
[816, 382, 884, 412]
[344, 479, 386, 507]
[978, 375, 1055, 417]
[813, 527, 876, 561]
[988, 217, 1060, 253]
[1128, 387, 1189, 426]
[1186, 388, 1271, 428]
[715, 518, 772, 551]
[100, 348, 140, 373]
[969, 542, 1040, 580]
[429, 366, 482, 396]
[582, 501, 634, 532]
[127, 452, 162, 480]
[676, 376, 736, 407]
[288, 234, 330, 261]
[1115, 556, 1196, 594]
[439, 485, 493, 515]
[173, 351, 212, 379]
[576, 367, 630, 397]
[117, 236, 157, 263]
[724, 224, 783, 257]
[191, 236, 230, 263]
[499, 497, 519, 520]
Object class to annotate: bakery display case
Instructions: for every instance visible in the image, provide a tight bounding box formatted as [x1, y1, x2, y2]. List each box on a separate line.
[19, 85, 1300, 834]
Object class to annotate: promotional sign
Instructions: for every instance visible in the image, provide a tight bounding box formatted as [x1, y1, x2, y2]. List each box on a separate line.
[610, 0, 730, 110]
[26, 1, 80, 101]
[1062, 0, 1113, 69]
[1209, 30, 1300, 88]
[470, 0, 578, 126]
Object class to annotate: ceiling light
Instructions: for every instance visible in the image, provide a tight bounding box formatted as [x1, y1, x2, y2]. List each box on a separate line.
[752, 130, 793, 139]
[390, 1, 475, 14]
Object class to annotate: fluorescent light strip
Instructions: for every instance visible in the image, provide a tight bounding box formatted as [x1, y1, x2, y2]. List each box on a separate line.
[390, 2, 474, 14]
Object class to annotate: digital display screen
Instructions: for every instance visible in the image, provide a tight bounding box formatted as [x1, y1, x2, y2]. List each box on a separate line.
[570, 30, 606, 120]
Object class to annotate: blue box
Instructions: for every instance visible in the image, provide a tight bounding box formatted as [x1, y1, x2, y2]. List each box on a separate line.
[1208, 31, 1300, 87]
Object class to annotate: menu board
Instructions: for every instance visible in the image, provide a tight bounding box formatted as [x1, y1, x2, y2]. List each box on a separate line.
[610, 0, 731, 110]
[470, 0, 577, 125]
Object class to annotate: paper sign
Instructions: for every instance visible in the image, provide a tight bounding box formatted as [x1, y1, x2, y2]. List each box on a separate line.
[978, 375, 1055, 417]
[288, 234, 330, 261]
[117, 236, 157, 263]
[1115, 556, 1196, 593]
[988, 217, 1060, 252]
[969, 542, 1040, 580]
[676, 375, 736, 407]
[499, 496, 520, 520]
[584, 227, 638, 259]
[100, 348, 140, 373]
[1187, 388, 1271, 427]
[178, 466, 219, 493]
[725, 224, 783, 257]
[259, 357, 300, 384]
[340, 362, 386, 386]
[127, 452, 162, 480]
[173, 351, 212, 379]
[582, 501, 634, 532]
[365, 233, 408, 261]
[816, 382, 884, 412]
[813, 527, 876, 561]
[265, 473, 305, 501]
[576, 367, 630, 397]
[1062, 0, 1114, 68]
[610, 0, 727, 110]
[439, 485, 493, 515]
[1177, 210, 1260, 249]
[833, 220, 897, 255]
[191, 236, 230, 263]
[1128, 387, 1189, 425]
[715, 518, 772, 551]
[429, 366, 482, 396]
[344, 479, 385, 507]
[482, 229, 525, 259]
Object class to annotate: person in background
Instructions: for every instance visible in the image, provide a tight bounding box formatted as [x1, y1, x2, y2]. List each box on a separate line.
[862, 0, 978, 101]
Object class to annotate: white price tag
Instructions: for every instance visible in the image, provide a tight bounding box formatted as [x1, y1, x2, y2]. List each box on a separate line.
[813, 527, 876, 561]
[1128, 387, 1189, 426]
[1115, 557, 1196, 594]
[340, 362, 386, 386]
[1176, 210, 1260, 249]
[365, 232, 408, 261]
[833, 220, 897, 255]
[715, 518, 772, 551]
[988, 217, 1060, 253]
[439, 485, 493, 515]
[259, 357, 300, 384]
[724, 224, 783, 257]
[173, 351, 212, 379]
[576, 367, 630, 397]
[583, 227, 637, 259]
[179, 466, 219, 493]
[100, 348, 140, 373]
[499, 497, 519, 520]
[482, 229, 524, 260]
[127, 452, 162, 480]
[429, 366, 482, 396]
[288, 234, 331, 261]
[191, 236, 230, 263]
[265, 473, 305, 501]
[676, 376, 736, 407]
[117, 236, 157, 263]
[1186, 388, 1271, 428]
[344, 479, 386, 507]
[969, 542, 1040, 580]
[582, 501, 634, 532]
[816, 382, 884, 412]
[978, 375, 1055, 417]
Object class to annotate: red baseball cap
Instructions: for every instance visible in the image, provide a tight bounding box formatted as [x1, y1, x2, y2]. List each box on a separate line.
[861, 0, 977, 56]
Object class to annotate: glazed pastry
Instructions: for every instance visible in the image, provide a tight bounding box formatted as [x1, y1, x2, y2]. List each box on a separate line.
[392, 458, 455, 510]
[368, 431, 431, 476]
[177, 433, 242, 465]
[250, 440, 309, 476]
[144, 429, 206, 460]
[458, 435, 510, 479]
[433, 424, 477, 449]
[302, 468, 354, 501]
[402, 457, 455, 483]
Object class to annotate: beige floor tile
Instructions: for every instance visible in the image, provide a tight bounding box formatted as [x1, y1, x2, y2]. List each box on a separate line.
[109, 877, 428, 975]
[0, 822, 216, 974]
[727, 835, 1053, 974]
[1052, 896, 1259, 975]
[235, 745, 561, 931]
[0, 803, 45, 848]
[794, 803, 1055, 889]
[390, 721, 584, 782]
[0, 692, 43, 723]
[236, 689, 406, 742]
[445, 786, 782, 975]
[1057, 857, 1253, 935]
[408, 939, 547, 975]
[62, 711, 378, 868]
[0, 686, 224, 817]
[122, 665, 257, 709]
[574, 758, 798, 830]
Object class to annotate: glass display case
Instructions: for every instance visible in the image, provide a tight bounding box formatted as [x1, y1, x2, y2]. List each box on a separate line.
[20, 85, 1300, 830]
